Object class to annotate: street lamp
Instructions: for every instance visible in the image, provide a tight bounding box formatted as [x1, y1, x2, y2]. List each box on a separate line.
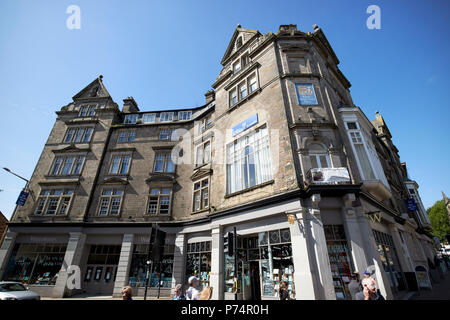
[3, 167, 30, 221]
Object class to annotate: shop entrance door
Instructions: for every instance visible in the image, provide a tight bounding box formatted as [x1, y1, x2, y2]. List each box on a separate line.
[83, 264, 118, 296]
[249, 261, 261, 300]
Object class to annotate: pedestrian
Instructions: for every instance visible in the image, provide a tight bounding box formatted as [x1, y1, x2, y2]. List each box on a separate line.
[186, 276, 201, 300]
[348, 272, 363, 300]
[173, 284, 186, 300]
[121, 286, 133, 301]
[362, 270, 380, 300]
[279, 281, 291, 300]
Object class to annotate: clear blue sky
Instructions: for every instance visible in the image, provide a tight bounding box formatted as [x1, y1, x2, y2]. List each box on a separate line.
[0, 0, 449, 220]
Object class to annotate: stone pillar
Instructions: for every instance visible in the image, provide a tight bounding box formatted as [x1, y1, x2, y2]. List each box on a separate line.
[356, 214, 394, 300]
[210, 225, 224, 300]
[171, 233, 186, 294]
[0, 230, 17, 280]
[53, 232, 86, 298]
[288, 208, 317, 299]
[388, 224, 413, 272]
[342, 194, 369, 274]
[113, 234, 134, 298]
[307, 194, 336, 300]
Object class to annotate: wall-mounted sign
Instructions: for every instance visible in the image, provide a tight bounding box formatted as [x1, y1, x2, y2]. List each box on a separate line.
[232, 114, 258, 137]
[295, 83, 318, 105]
[405, 198, 418, 211]
[16, 190, 29, 206]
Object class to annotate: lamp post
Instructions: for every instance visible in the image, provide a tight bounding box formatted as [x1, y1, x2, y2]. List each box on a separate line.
[3, 167, 30, 221]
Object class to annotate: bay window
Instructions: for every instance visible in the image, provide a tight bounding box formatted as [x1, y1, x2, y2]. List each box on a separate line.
[226, 126, 272, 194]
[346, 122, 376, 180]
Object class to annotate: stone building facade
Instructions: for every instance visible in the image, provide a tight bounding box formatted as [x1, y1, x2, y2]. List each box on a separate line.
[0, 24, 437, 299]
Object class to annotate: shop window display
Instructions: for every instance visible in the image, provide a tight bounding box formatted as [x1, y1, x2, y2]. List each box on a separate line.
[128, 244, 174, 288]
[372, 230, 407, 293]
[185, 241, 211, 289]
[224, 229, 295, 299]
[324, 225, 354, 300]
[2, 243, 67, 285]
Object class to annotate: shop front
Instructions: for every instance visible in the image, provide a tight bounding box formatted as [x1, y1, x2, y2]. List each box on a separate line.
[223, 228, 296, 300]
[324, 224, 355, 300]
[372, 229, 408, 296]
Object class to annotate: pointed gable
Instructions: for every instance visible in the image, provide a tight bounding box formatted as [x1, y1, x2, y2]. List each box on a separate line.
[72, 75, 111, 101]
[221, 25, 260, 65]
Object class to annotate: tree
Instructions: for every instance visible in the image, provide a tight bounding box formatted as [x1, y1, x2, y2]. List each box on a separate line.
[427, 200, 450, 243]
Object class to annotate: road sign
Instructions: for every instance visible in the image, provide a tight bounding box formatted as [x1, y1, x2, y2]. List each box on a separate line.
[16, 190, 29, 206]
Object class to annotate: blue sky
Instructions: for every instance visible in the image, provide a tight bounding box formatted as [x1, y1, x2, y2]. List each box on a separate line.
[0, 0, 449, 220]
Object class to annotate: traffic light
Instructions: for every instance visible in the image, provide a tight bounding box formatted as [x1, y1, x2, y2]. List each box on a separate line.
[224, 232, 234, 257]
[151, 228, 166, 264]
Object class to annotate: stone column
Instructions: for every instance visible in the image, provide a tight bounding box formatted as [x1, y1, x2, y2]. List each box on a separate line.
[53, 232, 86, 298]
[388, 224, 413, 272]
[356, 214, 394, 300]
[0, 230, 17, 280]
[171, 233, 186, 295]
[287, 208, 316, 299]
[210, 225, 224, 300]
[112, 234, 134, 298]
[307, 194, 336, 300]
[342, 194, 369, 274]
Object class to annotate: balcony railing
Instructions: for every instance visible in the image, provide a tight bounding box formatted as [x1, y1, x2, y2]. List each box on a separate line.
[306, 167, 351, 185]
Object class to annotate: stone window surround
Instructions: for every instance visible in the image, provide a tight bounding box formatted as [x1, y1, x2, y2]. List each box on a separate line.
[192, 176, 210, 214]
[31, 187, 75, 217]
[96, 187, 125, 217]
[108, 152, 133, 176]
[47, 153, 87, 177]
[62, 126, 95, 144]
[145, 187, 173, 216]
[78, 104, 98, 117]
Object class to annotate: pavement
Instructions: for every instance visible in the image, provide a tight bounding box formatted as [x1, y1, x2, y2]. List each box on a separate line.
[412, 270, 450, 300]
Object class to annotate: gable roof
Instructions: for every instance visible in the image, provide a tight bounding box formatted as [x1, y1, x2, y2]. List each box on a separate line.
[72, 75, 112, 100]
[220, 25, 260, 65]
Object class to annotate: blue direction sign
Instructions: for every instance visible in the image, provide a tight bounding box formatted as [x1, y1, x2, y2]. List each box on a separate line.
[405, 198, 418, 211]
[16, 190, 29, 206]
[232, 114, 258, 137]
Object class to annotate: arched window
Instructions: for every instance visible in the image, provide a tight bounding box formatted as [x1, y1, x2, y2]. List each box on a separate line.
[309, 143, 331, 168]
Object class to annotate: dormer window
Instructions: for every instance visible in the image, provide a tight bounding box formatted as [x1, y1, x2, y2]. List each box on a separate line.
[124, 114, 138, 124]
[160, 112, 174, 122]
[79, 105, 97, 117]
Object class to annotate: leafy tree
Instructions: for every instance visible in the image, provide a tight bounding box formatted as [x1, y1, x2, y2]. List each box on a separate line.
[427, 200, 450, 243]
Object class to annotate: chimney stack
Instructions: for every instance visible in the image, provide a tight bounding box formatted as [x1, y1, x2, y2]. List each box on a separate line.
[123, 96, 139, 113]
